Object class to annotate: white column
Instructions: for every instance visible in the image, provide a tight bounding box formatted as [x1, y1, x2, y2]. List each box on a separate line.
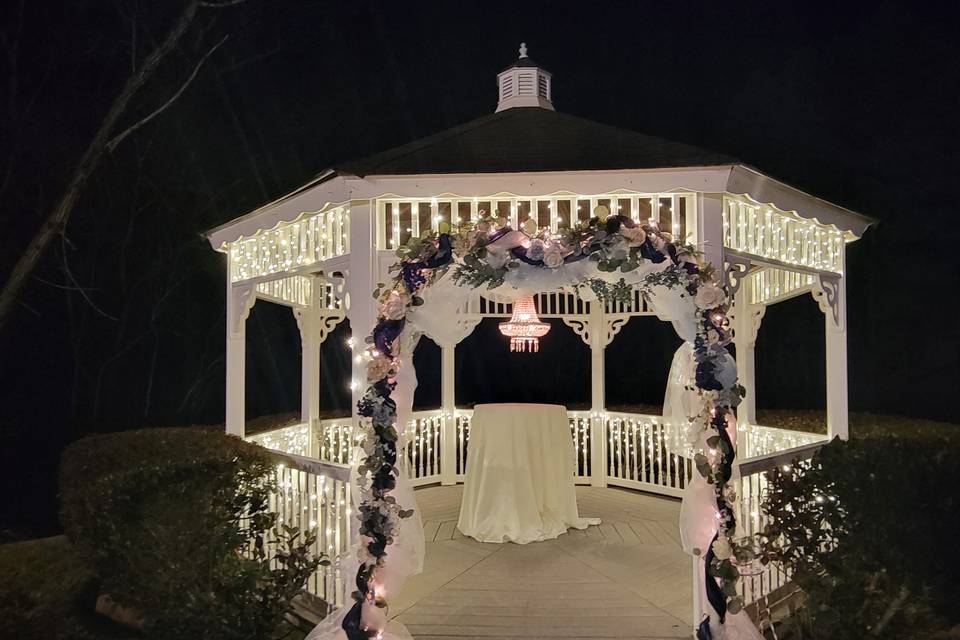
[346, 201, 377, 429]
[696, 192, 725, 270]
[296, 286, 322, 456]
[824, 273, 849, 440]
[733, 276, 758, 428]
[225, 272, 252, 438]
[589, 301, 607, 487]
[440, 342, 457, 485]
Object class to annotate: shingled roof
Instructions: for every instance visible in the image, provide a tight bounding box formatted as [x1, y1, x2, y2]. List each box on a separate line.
[334, 107, 738, 178]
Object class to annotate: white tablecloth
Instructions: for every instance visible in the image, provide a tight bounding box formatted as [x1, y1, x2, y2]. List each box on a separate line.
[457, 403, 600, 543]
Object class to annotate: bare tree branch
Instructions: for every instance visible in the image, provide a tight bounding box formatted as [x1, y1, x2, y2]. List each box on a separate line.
[106, 35, 228, 153]
[0, 0, 249, 334]
[58, 232, 119, 321]
[200, 0, 249, 8]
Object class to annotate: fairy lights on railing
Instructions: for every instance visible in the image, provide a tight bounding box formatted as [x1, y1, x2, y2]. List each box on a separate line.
[271, 460, 351, 610]
[255, 275, 314, 307]
[246, 423, 311, 457]
[229, 205, 350, 283]
[734, 443, 826, 628]
[376, 193, 697, 250]
[248, 414, 821, 493]
[723, 196, 843, 273]
[748, 267, 815, 305]
[605, 413, 692, 493]
[736, 423, 828, 459]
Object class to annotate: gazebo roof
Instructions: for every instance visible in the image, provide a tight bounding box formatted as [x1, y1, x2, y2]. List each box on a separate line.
[333, 107, 738, 178]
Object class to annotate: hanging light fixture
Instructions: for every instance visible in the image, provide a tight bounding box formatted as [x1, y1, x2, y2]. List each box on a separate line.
[499, 295, 550, 352]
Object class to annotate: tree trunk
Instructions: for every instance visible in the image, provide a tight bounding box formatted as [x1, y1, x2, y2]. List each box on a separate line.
[0, 1, 199, 334]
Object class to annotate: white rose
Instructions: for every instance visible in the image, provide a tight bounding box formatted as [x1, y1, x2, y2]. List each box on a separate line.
[526, 239, 545, 262]
[651, 234, 667, 252]
[484, 245, 511, 269]
[379, 290, 408, 320]
[543, 244, 564, 268]
[712, 536, 733, 560]
[695, 283, 726, 310]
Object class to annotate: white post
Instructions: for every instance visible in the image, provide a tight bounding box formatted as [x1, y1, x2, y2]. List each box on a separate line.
[733, 276, 758, 428]
[440, 342, 457, 485]
[589, 301, 607, 487]
[225, 270, 252, 438]
[296, 282, 323, 456]
[346, 201, 377, 431]
[691, 555, 705, 635]
[696, 193, 725, 270]
[824, 271, 849, 440]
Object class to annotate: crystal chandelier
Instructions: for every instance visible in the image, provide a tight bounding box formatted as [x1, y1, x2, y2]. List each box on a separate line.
[498, 295, 550, 352]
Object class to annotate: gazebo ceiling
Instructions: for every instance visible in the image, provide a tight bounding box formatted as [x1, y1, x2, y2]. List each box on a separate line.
[332, 107, 738, 178]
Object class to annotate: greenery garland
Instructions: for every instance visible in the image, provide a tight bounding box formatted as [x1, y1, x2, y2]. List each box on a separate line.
[345, 207, 745, 640]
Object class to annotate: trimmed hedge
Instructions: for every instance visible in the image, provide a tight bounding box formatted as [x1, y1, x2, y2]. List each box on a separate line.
[760, 436, 960, 639]
[61, 427, 322, 640]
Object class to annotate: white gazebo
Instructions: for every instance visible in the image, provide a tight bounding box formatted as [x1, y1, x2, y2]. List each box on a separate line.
[206, 45, 872, 637]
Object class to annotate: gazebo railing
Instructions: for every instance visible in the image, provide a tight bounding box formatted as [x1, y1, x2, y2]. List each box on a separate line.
[269, 452, 353, 611]
[250, 416, 828, 627]
[250, 412, 825, 500]
[605, 412, 693, 497]
[732, 441, 825, 627]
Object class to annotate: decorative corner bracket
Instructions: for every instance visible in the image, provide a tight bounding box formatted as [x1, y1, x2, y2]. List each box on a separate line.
[229, 284, 256, 337]
[723, 254, 752, 296]
[604, 317, 629, 347]
[294, 307, 347, 345]
[730, 304, 766, 347]
[562, 318, 591, 347]
[810, 274, 845, 332]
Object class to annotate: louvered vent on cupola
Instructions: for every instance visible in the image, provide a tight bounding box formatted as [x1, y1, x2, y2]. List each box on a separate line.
[495, 42, 554, 112]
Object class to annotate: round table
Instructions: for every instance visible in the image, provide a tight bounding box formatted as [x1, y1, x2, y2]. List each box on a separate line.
[457, 403, 600, 543]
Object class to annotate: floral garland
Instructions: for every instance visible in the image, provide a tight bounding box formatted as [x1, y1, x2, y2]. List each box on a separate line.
[344, 207, 745, 640]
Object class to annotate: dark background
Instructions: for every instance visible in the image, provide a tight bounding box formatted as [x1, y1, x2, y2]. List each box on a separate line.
[1, 1, 958, 537]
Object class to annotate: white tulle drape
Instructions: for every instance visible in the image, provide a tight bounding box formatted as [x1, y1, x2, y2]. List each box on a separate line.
[310, 225, 758, 639]
[667, 348, 763, 640]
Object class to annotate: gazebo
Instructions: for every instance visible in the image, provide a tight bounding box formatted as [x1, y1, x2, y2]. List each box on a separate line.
[206, 45, 872, 639]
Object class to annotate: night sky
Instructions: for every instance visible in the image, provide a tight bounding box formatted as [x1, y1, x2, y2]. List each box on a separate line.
[1, 1, 958, 536]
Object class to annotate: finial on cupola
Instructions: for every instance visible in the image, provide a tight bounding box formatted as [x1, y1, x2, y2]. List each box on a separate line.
[495, 42, 554, 113]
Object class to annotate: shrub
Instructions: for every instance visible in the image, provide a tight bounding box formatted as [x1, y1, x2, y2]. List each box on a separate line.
[60, 427, 326, 640]
[0, 536, 103, 640]
[759, 436, 960, 639]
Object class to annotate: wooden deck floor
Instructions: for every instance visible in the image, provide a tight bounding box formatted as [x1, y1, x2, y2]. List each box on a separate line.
[389, 485, 693, 640]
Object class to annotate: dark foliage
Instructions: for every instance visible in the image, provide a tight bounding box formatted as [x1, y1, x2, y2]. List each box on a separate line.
[60, 427, 324, 640]
[759, 437, 960, 639]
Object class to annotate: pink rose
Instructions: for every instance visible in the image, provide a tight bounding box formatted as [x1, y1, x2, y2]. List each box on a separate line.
[379, 290, 409, 321]
[366, 355, 396, 382]
[620, 225, 647, 245]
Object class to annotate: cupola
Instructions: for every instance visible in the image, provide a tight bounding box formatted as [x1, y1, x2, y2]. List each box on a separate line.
[495, 43, 554, 112]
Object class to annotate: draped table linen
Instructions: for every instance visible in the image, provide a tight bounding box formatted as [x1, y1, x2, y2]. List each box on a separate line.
[457, 403, 599, 543]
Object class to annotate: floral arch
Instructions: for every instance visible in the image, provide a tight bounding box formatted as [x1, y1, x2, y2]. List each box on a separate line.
[312, 208, 759, 640]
